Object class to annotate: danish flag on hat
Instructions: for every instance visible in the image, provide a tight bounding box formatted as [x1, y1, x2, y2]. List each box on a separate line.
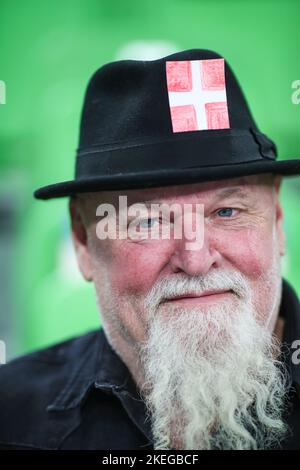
[166, 58, 230, 132]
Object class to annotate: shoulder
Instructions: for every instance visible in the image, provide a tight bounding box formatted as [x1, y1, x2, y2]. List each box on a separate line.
[0, 329, 101, 449]
[0, 328, 100, 388]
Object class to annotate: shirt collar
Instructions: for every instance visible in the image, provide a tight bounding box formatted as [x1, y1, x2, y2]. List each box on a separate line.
[94, 329, 153, 443]
[280, 278, 300, 392]
[47, 327, 153, 442]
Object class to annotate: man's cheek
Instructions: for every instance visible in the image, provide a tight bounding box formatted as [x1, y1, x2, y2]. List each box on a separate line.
[225, 231, 274, 278]
[109, 251, 163, 296]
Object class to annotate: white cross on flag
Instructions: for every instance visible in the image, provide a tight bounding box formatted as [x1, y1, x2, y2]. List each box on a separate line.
[165, 58, 230, 133]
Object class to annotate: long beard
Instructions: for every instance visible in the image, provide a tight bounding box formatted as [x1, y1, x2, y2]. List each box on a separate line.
[138, 270, 289, 450]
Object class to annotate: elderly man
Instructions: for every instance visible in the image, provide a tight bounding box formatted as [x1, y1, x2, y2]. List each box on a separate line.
[0, 49, 300, 450]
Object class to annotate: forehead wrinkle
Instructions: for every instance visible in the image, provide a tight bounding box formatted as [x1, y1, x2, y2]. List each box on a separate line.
[134, 187, 252, 207]
[213, 187, 252, 202]
[107, 173, 276, 209]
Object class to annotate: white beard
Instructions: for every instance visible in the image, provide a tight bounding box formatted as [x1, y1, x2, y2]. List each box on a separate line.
[138, 269, 289, 450]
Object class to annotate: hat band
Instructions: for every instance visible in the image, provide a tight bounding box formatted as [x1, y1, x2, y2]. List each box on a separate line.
[75, 129, 276, 178]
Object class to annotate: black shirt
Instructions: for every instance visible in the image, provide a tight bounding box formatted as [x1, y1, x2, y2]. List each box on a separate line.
[0, 278, 299, 450]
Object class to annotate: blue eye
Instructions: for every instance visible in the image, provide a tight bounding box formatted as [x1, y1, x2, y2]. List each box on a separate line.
[217, 208, 235, 217]
[138, 218, 159, 229]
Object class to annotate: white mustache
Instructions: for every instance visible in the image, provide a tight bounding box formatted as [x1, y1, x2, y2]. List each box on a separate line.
[144, 269, 251, 310]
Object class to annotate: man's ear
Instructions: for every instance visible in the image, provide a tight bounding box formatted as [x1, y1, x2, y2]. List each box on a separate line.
[273, 176, 285, 257]
[69, 197, 93, 281]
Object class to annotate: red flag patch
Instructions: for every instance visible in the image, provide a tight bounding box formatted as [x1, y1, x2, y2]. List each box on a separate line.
[166, 58, 230, 133]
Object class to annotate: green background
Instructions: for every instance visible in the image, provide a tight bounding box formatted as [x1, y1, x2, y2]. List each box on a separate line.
[0, 0, 299, 358]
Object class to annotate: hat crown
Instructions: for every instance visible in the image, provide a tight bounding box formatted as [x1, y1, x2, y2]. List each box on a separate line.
[78, 49, 257, 151]
[35, 48, 300, 202]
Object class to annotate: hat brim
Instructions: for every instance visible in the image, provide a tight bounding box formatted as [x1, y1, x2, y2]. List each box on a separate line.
[34, 159, 300, 200]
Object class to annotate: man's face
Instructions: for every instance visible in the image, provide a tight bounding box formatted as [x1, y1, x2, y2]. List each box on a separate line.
[72, 173, 284, 337]
[70, 173, 287, 449]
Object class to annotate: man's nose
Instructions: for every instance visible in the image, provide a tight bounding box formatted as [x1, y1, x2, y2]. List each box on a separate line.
[169, 232, 223, 276]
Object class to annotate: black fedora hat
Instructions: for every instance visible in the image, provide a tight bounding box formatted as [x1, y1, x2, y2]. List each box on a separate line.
[34, 48, 300, 200]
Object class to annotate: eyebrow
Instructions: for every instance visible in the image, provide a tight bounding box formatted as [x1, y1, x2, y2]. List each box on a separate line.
[213, 187, 252, 202]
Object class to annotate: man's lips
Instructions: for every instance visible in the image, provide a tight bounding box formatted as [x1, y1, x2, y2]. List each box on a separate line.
[161, 289, 234, 305]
